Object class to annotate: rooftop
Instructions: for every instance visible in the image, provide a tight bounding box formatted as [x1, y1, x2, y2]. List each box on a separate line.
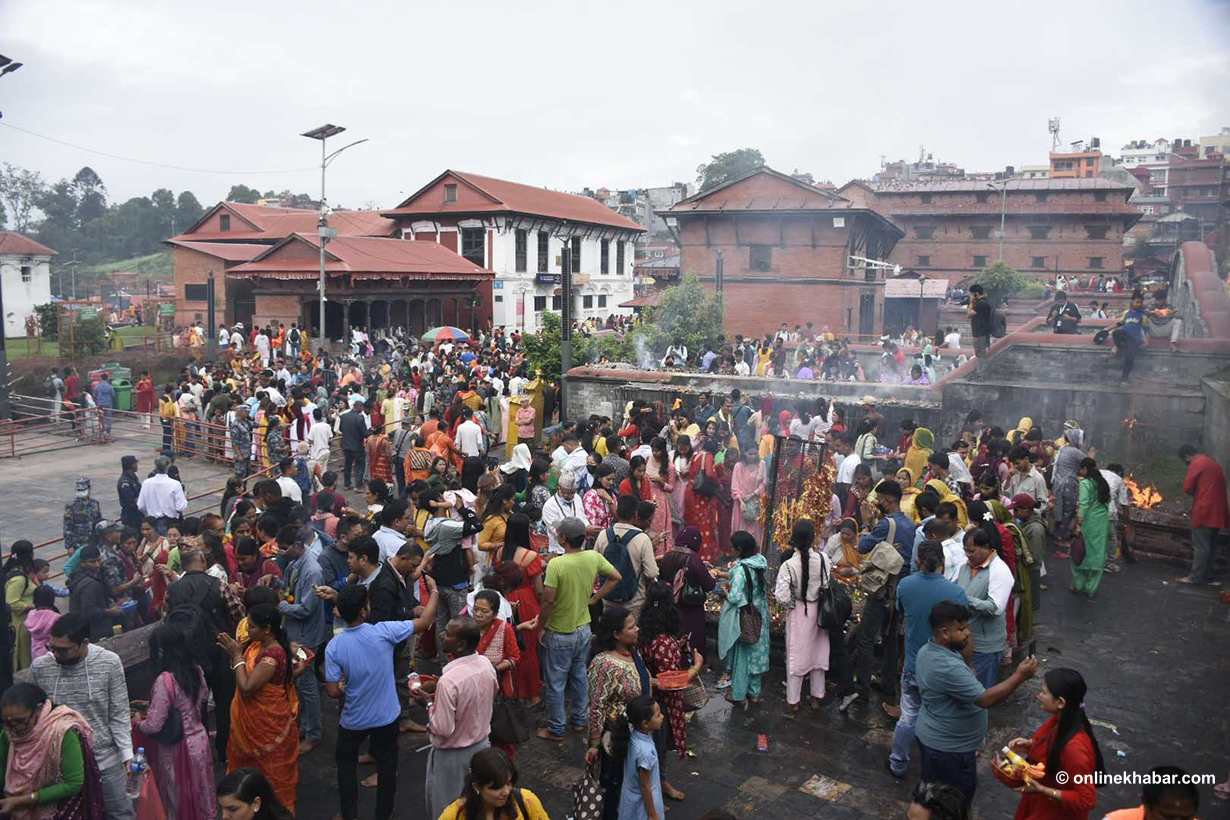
[0, 231, 57, 256]
[170, 202, 397, 243]
[164, 239, 267, 262]
[869, 178, 1130, 194]
[227, 234, 493, 281]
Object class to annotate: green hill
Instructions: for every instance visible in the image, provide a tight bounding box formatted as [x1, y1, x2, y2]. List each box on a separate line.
[78, 250, 173, 281]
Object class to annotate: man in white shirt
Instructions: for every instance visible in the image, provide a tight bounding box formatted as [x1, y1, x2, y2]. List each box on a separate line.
[1101, 463, 1131, 571]
[507, 374, 525, 396]
[230, 326, 245, 353]
[276, 362, 293, 384]
[662, 341, 688, 367]
[733, 350, 750, 376]
[136, 456, 188, 525]
[943, 328, 961, 349]
[255, 330, 271, 367]
[453, 408, 485, 458]
[308, 408, 333, 468]
[540, 473, 594, 554]
[834, 434, 861, 485]
[946, 448, 974, 489]
[218, 326, 231, 352]
[275, 457, 304, 504]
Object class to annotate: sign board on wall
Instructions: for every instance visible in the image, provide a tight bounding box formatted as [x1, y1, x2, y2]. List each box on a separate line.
[884, 278, 949, 298]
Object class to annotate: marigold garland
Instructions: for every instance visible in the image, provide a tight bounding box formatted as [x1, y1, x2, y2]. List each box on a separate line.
[769, 452, 836, 551]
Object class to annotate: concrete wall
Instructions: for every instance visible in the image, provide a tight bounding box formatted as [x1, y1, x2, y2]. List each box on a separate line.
[1, 253, 52, 339]
[1202, 379, 1230, 479]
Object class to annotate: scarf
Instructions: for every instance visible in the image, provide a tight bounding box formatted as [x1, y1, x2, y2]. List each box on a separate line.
[5, 702, 94, 820]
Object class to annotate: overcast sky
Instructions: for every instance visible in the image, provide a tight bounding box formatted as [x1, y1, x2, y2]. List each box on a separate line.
[3, 0, 1229, 211]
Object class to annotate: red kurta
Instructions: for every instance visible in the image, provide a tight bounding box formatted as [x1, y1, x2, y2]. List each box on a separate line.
[684, 452, 723, 564]
[1013, 715, 1098, 820]
[135, 377, 156, 413]
[1184, 454, 1229, 529]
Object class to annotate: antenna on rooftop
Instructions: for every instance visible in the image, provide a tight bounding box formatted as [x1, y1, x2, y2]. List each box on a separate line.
[1048, 117, 1061, 151]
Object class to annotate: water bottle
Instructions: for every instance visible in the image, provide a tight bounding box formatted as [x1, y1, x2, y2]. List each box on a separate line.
[126, 748, 147, 798]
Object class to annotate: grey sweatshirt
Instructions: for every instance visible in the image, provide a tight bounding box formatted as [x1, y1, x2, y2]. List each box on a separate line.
[29, 644, 132, 770]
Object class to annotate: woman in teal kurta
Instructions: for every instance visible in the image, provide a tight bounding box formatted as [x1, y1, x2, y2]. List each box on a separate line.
[717, 531, 770, 707]
[1070, 457, 1111, 598]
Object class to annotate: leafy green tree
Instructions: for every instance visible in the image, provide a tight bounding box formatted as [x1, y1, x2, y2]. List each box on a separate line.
[522, 311, 567, 383]
[176, 191, 204, 228]
[640, 273, 724, 358]
[34, 303, 59, 341]
[975, 260, 1031, 304]
[227, 184, 261, 204]
[71, 167, 107, 224]
[0, 163, 46, 232]
[695, 148, 765, 192]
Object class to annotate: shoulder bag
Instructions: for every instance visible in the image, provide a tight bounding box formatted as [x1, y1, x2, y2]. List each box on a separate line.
[145, 675, 184, 745]
[816, 554, 853, 630]
[737, 564, 763, 644]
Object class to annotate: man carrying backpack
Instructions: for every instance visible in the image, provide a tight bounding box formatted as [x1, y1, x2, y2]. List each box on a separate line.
[594, 494, 659, 619]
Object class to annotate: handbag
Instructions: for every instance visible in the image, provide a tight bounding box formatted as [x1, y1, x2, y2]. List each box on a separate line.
[691, 454, 719, 497]
[147, 700, 184, 745]
[1070, 532, 1087, 566]
[572, 761, 605, 820]
[679, 678, 709, 712]
[488, 665, 531, 746]
[737, 565, 763, 644]
[817, 572, 852, 631]
[740, 495, 762, 523]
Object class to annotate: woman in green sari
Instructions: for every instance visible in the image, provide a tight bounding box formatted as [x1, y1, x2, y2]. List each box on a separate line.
[717, 531, 770, 709]
[1070, 457, 1111, 598]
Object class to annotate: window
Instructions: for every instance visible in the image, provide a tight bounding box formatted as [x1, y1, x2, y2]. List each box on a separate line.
[219, 214, 230, 232]
[916, 255, 931, 267]
[1094, 191, 1107, 202]
[571, 237, 582, 272]
[552, 295, 561, 310]
[494, 295, 503, 303]
[537, 232, 549, 273]
[583, 294, 593, 309]
[598, 295, 607, 308]
[653, 249, 664, 258]
[1084, 170, 1093, 177]
[971, 226, 992, 240]
[1086, 226, 1109, 240]
[975, 192, 989, 204]
[461, 227, 485, 267]
[1031, 256, 1046, 268]
[1035, 192, 1049, 203]
[600, 239, 610, 274]
[533, 295, 547, 312]
[920, 194, 932, 204]
[915, 227, 935, 240]
[750, 245, 772, 271]
[1028, 226, 1051, 240]
[184, 284, 208, 301]
[616, 240, 625, 275]
[1088, 256, 1104, 269]
[514, 230, 527, 272]
[20, 266, 32, 283]
[973, 255, 988, 268]
[444, 184, 458, 203]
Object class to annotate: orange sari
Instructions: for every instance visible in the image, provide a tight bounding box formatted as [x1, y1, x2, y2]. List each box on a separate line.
[228, 643, 299, 814]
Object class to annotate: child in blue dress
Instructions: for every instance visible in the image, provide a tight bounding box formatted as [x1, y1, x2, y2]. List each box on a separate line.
[618, 694, 665, 820]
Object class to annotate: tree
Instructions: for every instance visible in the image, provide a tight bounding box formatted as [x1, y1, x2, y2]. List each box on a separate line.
[640, 273, 724, 356]
[0, 163, 47, 232]
[176, 191, 204, 228]
[71, 167, 107, 224]
[695, 148, 765, 192]
[522, 311, 568, 383]
[975, 260, 1032, 304]
[226, 184, 261, 204]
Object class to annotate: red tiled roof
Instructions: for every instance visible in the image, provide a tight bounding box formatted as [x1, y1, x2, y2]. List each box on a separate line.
[165, 239, 267, 262]
[383, 171, 645, 232]
[227, 234, 493, 281]
[664, 166, 851, 214]
[0, 231, 57, 256]
[170, 202, 396, 243]
[620, 291, 664, 308]
[887, 203, 1142, 218]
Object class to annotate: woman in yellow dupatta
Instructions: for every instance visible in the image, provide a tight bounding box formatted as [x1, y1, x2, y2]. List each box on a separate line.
[903, 428, 934, 483]
[217, 604, 299, 815]
[1006, 417, 1033, 445]
[924, 478, 969, 527]
[867, 467, 922, 521]
[824, 518, 864, 580]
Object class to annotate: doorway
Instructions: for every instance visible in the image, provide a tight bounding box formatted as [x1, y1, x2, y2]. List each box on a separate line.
[858, 290, 876, 337]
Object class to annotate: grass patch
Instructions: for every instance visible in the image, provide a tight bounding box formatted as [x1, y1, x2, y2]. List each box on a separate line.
[77, 250, 173, 281]
[6, 326, 159, 359]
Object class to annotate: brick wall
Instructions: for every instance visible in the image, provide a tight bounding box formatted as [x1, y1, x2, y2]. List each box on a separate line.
[172, 245, 228, 328]
[253, 294, 304, 330]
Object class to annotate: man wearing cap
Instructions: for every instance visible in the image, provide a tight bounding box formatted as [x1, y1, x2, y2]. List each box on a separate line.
[63, 478, 102, 559]
[536, 517, 624, 742]
[1006, 493, 1046, 614]
[860, 396, 886, 440]
[116, 456, 143, 529]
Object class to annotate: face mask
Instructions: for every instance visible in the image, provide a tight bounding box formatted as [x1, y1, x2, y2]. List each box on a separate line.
[75, 490, 89, 499]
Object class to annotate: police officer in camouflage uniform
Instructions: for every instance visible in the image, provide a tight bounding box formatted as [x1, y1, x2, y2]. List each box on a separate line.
[63, 477, 102, 557]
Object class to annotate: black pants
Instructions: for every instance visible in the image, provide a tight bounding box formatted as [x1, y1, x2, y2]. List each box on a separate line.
[342, 448, 366, 489]
[394, 459, 407, 498]
[202, 654, 235, 764]
[337, 719, 399, 820]
[854, 594, 898, 698]
[918, 740, 976, 813]
[829, 623, 855, 696]
[1112, 329, 1142, 379]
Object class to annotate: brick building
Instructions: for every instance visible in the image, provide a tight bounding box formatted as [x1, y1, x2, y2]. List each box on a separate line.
[167, 201, 395, 329]
[225, 234, 492, 339]
[838, 177, 1142, 286]
[381, 171, 644, 332]
[659, 167, 903, 337]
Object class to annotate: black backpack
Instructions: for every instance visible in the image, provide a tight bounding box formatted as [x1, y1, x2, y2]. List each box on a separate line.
[164, 582, 219, 668]
[602, 526, 641, 603]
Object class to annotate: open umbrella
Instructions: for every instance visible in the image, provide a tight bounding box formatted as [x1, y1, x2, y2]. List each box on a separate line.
[421, 326, 470, 343]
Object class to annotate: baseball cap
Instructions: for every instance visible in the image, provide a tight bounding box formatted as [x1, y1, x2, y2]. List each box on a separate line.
[1005, 493, 1037, 511]
[556, 517, 588, 542]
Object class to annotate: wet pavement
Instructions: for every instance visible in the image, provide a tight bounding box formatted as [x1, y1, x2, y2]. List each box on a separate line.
[293, 550, 1230, 819]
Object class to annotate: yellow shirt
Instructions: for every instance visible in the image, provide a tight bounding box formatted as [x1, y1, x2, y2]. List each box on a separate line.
[479, 514, 508, 554]
[595, 436, 609, 457]
[438, 790, 549, 820]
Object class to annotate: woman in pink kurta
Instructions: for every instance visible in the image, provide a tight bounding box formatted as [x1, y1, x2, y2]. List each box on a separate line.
[730, 449, 766, 545]
[646, 438, 675, 557]
[668, 436, 693, 537]
[772, 520, 832, 710]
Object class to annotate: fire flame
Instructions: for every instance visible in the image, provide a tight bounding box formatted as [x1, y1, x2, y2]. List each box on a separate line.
[1124, 476, 1163, 509]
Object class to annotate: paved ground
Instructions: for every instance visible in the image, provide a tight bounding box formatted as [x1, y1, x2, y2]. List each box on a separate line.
[292, 554, 1230, 820]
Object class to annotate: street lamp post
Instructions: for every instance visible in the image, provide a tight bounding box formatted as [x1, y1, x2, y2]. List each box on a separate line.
[300, 124, 368, 354]
[987, 181, 1011, 261]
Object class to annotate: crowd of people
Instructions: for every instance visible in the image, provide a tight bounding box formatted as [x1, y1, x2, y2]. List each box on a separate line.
[4, 315, 1225, 820]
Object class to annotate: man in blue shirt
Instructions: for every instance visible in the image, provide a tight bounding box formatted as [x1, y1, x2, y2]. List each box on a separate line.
[915, 600, 1036, 810]
[888, 542, 968, 779]
[326, 579, 438, 820]
[278, 526, 326, 755]
[94, 373, 116, 438]
[1111, 290, 1150, 382]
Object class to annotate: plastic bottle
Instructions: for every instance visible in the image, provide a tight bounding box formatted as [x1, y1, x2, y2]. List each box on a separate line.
[126, 748, 147, 798]
[1001, 746, 1028, 772]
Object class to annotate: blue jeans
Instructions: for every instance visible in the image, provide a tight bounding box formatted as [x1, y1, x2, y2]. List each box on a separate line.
[542, 625, 592, 736]
[972, 651, 1002, 690]
[918, 740, 976, 811]
[889, 670, 921, 775]
[296, 662, 322, 742]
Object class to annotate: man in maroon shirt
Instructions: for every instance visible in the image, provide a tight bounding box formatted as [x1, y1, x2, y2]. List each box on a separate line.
[1177, 443, 1229, 585]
